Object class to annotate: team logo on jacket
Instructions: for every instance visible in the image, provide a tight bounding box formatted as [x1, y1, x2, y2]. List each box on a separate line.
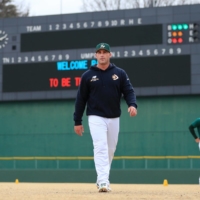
[90, 76, 99, 82]
[112, 74, 119, 80]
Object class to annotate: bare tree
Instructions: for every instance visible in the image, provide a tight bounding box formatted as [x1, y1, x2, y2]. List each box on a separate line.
[81, 0, 200, 12]
[0, 0, 29, 18]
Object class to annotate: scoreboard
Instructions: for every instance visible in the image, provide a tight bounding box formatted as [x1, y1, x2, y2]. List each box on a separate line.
[0, 4, 200, 101]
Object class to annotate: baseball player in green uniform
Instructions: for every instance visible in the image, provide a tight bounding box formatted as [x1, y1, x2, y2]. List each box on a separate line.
[189, 118, 200, 149]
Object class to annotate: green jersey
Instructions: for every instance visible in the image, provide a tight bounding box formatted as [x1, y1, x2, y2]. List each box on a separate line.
[189, 118, 200, 139]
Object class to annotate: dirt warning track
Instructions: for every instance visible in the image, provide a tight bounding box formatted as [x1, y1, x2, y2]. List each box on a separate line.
[0, 183, 199, 200]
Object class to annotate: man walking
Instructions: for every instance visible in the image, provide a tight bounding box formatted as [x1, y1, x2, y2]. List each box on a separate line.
[73, 42, 137, 192]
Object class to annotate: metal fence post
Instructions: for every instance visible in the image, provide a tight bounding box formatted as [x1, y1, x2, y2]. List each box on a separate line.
[122, 159, 125, 169]
[145, 159, 148, 169]
[78, 160, 81, 169]
[13, 160, 16, 169]
[57, 160, 59, 169]
[167, 159, 170, 169]
[35, 159, 37, 169]
[190, 158, 193, 169]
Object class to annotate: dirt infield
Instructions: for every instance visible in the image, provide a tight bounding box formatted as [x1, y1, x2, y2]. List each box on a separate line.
[0, 182, 200, 200]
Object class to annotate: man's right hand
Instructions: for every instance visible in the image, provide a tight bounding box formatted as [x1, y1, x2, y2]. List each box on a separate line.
[74, 125, 84, 136]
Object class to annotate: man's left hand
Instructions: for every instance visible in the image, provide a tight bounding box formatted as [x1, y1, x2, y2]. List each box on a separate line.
[128, 106, 137, 117]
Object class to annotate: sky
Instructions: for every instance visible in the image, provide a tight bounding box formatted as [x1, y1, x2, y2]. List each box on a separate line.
[13, 0, 200, 16]
[14, 0, 83, 16]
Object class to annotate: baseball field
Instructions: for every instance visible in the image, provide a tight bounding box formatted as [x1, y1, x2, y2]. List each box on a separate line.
[0, 182, 199, 199]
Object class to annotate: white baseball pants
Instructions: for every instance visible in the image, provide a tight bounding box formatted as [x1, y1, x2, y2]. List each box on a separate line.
[88, 115, 119, 185]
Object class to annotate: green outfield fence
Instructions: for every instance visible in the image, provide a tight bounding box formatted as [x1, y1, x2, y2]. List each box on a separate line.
[0, 156, 200, 170]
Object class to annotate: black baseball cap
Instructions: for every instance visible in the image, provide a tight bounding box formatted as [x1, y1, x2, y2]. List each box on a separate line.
[95, 43, 111, 52]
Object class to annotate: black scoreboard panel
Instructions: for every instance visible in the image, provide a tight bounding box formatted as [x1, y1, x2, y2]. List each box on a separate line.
[3, 55, 190, 92]
[21, 24, 162, 52]
[0, 4, 200, 101]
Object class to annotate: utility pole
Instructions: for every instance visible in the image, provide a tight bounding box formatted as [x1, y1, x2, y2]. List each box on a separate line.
[153, 0, 157, 7]
[60, 0, 62, 14]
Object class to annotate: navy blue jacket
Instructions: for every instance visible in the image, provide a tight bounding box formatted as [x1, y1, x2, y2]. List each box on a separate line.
[74, 63, 137, 125]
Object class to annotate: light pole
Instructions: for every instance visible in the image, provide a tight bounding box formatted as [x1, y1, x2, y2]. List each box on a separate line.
[153, 0, 157, 7]
[60, 0, 62, 14]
